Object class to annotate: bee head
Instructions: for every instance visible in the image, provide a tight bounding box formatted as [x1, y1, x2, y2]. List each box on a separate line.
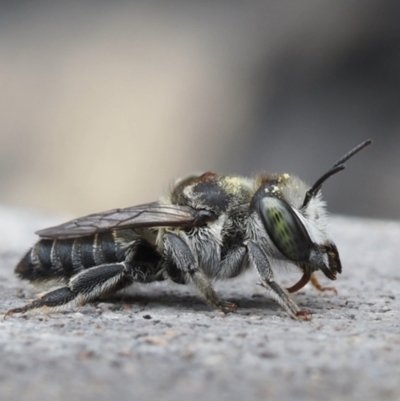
[256, 139, 372, 280]
[258, 193, 340, 280]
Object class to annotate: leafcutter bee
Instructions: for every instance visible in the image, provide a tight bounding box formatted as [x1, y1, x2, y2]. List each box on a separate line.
[6, 140, 372, 319]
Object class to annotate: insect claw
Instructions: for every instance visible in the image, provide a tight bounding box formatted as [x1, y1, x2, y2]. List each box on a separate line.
[295, 310, 312, 320]
[218, 301, 238, 314]
[4, 307, 25, 318]
[310, 273, 338, 294]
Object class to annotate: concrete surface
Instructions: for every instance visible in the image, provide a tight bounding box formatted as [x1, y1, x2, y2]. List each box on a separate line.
[0, 206, 399, 401]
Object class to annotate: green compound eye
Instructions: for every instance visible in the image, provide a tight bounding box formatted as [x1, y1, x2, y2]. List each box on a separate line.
[259, 197, 312, 261]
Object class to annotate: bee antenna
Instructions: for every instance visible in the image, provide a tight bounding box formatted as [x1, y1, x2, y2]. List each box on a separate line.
[302, 139, 372, 208]
[332, 139, 373, 168]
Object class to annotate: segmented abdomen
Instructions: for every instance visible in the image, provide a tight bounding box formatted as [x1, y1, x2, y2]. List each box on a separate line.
[15, 231, 128, 282]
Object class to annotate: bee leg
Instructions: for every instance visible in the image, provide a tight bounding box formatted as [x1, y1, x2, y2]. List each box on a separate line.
[286, 272, 311, 293]
[218, 246, 247, 278]
[310, 273, 337, 294]
[246, 240, 311, 320]
[6, 262, 133, 316]
[164, 232, 237, 313]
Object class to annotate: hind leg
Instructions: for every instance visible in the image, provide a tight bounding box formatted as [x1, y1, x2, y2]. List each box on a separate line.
[6, 262, 134, 316]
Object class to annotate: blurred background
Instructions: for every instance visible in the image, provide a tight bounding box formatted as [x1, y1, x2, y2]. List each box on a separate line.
[0, 1, 399, 220]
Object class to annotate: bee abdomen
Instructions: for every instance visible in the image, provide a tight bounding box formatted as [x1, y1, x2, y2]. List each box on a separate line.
[15, 231, 125, 283]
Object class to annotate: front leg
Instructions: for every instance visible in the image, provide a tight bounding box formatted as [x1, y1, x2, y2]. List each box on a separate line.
[163, 232, 236, 313]
[246, 240, 311, 320]
[310, 273, 337, 294]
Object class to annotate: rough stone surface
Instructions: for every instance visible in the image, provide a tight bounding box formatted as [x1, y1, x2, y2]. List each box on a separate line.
[0, 206, 399, 401]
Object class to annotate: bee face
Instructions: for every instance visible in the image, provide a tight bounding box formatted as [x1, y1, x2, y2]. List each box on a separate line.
[7, 140, 371, 319]
[249, 174, 334, 272]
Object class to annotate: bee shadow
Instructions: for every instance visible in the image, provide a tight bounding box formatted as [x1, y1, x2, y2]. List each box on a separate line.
[96, 291, 316, 314]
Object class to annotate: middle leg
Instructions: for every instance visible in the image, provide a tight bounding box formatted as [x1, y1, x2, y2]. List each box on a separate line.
[163, 232, 237, 313]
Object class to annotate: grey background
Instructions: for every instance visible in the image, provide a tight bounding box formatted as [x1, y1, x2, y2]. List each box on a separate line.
[0, 1, 399, 220]
[1, 4, 400, 399]
[1, 208, 400, 401]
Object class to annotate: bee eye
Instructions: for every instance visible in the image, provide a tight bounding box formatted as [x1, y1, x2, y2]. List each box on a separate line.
[259, 197, 312, 261]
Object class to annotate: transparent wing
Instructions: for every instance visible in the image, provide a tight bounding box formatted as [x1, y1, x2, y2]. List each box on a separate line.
[36, 202, 216, 239]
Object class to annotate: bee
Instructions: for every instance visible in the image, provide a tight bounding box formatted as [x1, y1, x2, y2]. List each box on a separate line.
[6, 140, 372, 319]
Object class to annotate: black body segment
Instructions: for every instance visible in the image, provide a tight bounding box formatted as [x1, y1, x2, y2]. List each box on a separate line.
[80, 236, 96, 268]
[36, 239, 53, 269]
[56, 239, 75, 274]
[16, 231, 127, 282]
[98, 232, 118, 263]
[172, 173, 231, 212]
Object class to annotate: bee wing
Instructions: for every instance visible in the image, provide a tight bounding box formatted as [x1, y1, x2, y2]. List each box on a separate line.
[36, 202, 216, 239]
